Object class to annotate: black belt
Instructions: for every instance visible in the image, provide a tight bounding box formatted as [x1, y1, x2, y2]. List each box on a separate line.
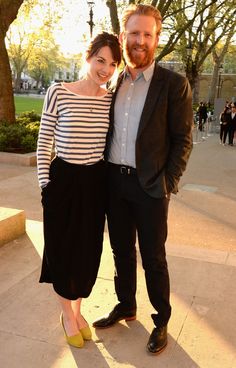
[108, 162, 137, 175]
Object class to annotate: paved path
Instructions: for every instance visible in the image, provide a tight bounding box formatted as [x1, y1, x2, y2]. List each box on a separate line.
[0, 133, 235, 367]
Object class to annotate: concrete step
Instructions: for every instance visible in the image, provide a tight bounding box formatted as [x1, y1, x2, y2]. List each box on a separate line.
[0, 207, 26, 246]
[0, 152, 36, 166]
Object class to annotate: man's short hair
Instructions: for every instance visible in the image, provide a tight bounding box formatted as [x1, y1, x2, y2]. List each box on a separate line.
[121, 4, 162, 35]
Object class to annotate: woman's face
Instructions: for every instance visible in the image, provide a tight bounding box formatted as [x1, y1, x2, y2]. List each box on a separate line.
[87, 46, 118, 85]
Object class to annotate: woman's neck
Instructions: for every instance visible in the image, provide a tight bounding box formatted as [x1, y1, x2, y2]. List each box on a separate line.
[65, 78, 106, 97]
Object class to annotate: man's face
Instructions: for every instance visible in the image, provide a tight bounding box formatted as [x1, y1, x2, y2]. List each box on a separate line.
[121, 14, 160, 69]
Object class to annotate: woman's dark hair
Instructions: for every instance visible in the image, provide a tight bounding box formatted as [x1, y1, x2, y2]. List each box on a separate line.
[86, 32, 122, 66]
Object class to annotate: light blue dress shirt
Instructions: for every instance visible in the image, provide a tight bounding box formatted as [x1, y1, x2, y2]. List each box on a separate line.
[108, 61, 155, 168]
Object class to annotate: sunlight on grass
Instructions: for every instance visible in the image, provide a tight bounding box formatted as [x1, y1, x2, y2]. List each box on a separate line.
[14, 95, 44, 115]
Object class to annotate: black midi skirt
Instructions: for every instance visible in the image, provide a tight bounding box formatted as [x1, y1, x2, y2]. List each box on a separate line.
[39, 156, 106, 300]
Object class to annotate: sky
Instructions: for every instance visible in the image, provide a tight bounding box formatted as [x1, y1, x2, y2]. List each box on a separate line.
[54, 0, 111, 55]
[8, 0, 111, 56]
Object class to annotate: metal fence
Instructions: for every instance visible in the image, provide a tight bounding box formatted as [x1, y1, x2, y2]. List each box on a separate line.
[193, 115, 219, 144]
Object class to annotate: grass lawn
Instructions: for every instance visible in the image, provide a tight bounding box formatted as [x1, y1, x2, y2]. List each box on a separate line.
[14, 95, 44, 115]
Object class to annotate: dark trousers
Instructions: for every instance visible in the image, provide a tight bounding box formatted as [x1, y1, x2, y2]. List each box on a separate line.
[228, 125, 235, 145]
[220, 124, 228, 143]
[106, 163, 171, 328]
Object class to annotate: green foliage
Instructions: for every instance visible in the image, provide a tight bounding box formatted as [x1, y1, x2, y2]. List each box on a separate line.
[21, 134, 37, 152]
[7, 0, 66, 91]
[17, 110, 41, 123]
[0, 111, 40, 153]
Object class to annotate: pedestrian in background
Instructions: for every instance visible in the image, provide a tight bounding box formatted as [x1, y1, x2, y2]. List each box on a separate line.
[197, 101, 208, 131]
[219, 103, 231, 145]
[228, 102, 236, 146]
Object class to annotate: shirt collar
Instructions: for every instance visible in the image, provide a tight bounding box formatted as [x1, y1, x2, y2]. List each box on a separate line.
[124, 60, 155, 82]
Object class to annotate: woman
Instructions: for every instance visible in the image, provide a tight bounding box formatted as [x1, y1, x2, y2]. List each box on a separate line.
[37, 32, 121, 348]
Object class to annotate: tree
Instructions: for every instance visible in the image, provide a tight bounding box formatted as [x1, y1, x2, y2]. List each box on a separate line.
[27, 39, 67, 88]
[7, 25, 64, 91]
[106, 0, 236, 104]
[106, 0, 120, 35]
[178, 0, 236, 103]
[7, 27, 36, 92]
[0, 0, 24, 123]
[207, 2, 236, 104]
[1, 0, 63, 123]
[208, 33, 235, 104]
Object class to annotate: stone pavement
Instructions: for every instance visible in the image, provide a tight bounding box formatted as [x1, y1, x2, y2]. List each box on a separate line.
[0, 133, 236, 368]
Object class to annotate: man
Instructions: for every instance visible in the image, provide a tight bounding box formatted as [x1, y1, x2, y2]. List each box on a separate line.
[93, 4, 193, 354]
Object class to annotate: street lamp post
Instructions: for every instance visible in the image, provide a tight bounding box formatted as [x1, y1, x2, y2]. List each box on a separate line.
[87, 1, 95, 38]
[217, 64, 224, 98]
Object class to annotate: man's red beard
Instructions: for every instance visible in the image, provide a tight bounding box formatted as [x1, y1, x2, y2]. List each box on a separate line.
[124, 42, 156, 69]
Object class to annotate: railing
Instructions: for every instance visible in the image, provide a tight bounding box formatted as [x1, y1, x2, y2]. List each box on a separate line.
[193, 115, 219, 144]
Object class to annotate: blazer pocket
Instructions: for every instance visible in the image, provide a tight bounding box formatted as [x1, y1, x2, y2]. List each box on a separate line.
[165, 171, 179, 194]
[143, 168, 168, 197]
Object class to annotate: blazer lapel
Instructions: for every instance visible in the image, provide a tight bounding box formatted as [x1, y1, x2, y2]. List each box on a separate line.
[137, 63, 165, 138]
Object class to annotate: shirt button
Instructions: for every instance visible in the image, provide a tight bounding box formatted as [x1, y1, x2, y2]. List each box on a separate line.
[125, 112, 128, 116]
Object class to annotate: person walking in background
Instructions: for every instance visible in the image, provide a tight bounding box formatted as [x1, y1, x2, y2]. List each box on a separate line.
[197, 101, 208, 131]
[219, 103, 231, 145]
[228, 102, 236, 146]
[92, 4, 193, 355]
[37, 32, 121, 348]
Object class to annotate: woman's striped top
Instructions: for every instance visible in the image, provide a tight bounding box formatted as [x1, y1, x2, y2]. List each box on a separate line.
[37, 83, 112, 188]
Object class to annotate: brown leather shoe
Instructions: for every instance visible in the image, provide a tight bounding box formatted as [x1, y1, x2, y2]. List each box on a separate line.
[147, 326, 167, 354]
[92, 305, 136, 329]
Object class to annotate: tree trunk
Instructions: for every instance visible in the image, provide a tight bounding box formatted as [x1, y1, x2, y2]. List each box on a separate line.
[15, 70, 22, 92]
[193, 75, 200, 104]
[0, 0, 24, 123]
[186, 61, 200, 104]
[0, 35, 15, 122]
[208, 65, 218, 105]
[106, 0, 120, 35]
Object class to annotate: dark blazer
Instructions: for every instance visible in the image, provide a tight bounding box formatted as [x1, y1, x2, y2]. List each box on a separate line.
[228, 113, 236, 129]
[106, 62, 193, 198]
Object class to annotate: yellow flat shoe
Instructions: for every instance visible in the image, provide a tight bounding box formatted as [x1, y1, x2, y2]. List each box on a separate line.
[60, 313, 84, 348]
[80, 326, 92, 341]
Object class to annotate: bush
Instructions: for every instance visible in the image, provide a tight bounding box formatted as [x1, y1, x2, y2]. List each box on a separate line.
[17, 110, 41, 124]
[21, 134, 37, 152]
[0, 110, 40, 153]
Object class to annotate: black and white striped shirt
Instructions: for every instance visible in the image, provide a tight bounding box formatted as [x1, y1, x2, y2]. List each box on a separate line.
[37, 83, 112, 187]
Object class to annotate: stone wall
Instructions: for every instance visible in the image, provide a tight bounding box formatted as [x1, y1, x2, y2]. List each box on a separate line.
[199, 74, 236, 102]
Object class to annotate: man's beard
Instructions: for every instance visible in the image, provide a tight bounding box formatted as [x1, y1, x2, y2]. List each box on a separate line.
[124, 42, 155, 69]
